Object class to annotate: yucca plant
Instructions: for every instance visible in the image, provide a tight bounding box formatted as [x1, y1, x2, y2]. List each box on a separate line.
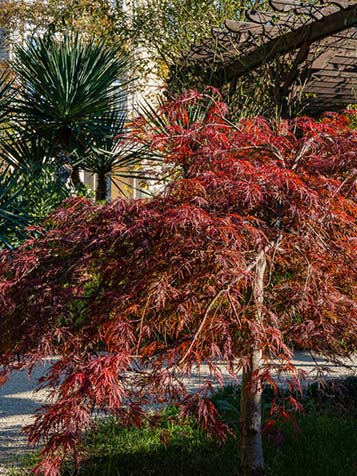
[0, 69, 13, 127]
[0, 127, 54, 171]
[11, 33, 130, 189]
[0, 128, 72, 247]
[0, 31, 158, 247]
[0, 166, 30, 248]
[78, 109, 162, 201]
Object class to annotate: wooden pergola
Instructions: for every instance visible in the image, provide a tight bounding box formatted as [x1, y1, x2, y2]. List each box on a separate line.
[185, 0, 357, 115]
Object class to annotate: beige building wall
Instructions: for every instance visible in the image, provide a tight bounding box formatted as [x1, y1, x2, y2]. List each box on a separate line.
[106, 0, 163, 202]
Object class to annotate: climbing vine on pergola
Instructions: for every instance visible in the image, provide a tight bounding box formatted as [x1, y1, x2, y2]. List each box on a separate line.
[185, 0, 357, 116]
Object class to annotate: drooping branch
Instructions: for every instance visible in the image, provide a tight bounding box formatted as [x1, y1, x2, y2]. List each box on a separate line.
[179, 238, 282, 365]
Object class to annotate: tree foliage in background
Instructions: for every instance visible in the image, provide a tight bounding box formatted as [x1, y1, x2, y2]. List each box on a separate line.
[0, 91, 356, 476]
[0, 1, 269, 116]
[0, 0, 249, 55]
[123, 0, 281, 119]
[0, 0, 125, 47]
[125, 0, 248, 89]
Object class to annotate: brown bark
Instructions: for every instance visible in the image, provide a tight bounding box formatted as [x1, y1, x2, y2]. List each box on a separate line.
[71, 166, 82, 188]
[240, 349, 265, 476]
[239, 252, 266, 476]
[95, 172, 108, 202]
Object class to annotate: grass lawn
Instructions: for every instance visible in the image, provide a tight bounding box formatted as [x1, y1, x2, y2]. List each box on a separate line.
[11, 378, 357, 476]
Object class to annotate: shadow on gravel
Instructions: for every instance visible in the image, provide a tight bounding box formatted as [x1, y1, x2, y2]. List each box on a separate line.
[0, 363, 51, 466]
[0, 423, 33, 463]
[0, 364, 50, 419]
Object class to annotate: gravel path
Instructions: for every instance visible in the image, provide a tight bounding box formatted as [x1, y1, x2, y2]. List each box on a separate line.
[0, 353, 356, 474]
[0, 362, 50, 475]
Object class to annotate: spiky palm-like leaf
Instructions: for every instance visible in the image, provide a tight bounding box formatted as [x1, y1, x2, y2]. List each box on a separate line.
[78, 109, 162, 200]
[0, 127, 54, 172]
[136, 89, 227, 180]
[11, 33, 129, 153]
[0, 167, 30, 248]
[0, 129, 71, 246]
[0, 69, 13, 127]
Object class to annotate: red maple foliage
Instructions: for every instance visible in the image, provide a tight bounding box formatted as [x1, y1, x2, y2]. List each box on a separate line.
[0, 90, 356, 476]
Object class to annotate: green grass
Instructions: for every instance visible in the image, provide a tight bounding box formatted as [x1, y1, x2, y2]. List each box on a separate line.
[74, 414, 356, 476]
[8, 378, 357, 476]
[77, 411, 239, 476]
[265, 414, 357, 476]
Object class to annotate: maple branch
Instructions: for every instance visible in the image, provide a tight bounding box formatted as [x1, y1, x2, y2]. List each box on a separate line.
[227, 291, 242, 327]
[179, 237, 282, 365]
[136, 298, 150, 356]
[324, 171, 357, 208]
[301, 256, 312, 296]
[267, 233, 283, 286]
[179, 288, 226, 365]
[234, 145, 286, 166]
[291, 137, 316, 171]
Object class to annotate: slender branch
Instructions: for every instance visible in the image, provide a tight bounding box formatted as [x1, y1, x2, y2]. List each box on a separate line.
[232, 145, 286, 166]
[179, 288, 226, 365]
[135, 298, 150, 356]
[291, 137, 316, 171]
[227, 291, 242, 327]
[179, 237, 281, 365]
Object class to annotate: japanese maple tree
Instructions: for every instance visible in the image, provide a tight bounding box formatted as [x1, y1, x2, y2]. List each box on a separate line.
[0, 90, 356, 476]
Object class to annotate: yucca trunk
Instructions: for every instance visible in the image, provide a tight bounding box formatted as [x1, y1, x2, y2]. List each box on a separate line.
[71, 166, 82, 188]
[96, 172, 108, 202]
[239, 252, 266, 476]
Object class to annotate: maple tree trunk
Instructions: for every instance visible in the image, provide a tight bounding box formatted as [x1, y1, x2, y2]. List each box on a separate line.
[239, 349, 265, 476]
[96, 172, 108, 202]
[239, 252, 266, 476]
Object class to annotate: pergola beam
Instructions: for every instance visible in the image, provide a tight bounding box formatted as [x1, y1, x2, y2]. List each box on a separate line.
[214, 4, 357, 84]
